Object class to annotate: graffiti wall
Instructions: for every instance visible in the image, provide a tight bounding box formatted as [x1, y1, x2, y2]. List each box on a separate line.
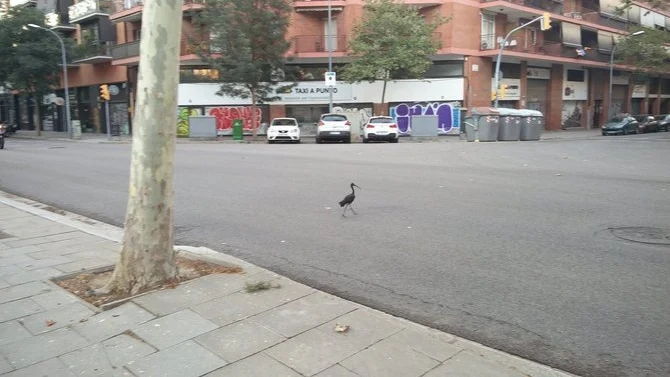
[389, 102, 461, 135]
[176, 107, 202, 137]
[205, 106, 264, 135]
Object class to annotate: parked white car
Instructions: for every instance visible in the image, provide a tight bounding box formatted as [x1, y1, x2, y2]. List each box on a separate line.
[267, 117, 300, 143]
[316, 113, 351, 143]
[362, 116, 399, 143]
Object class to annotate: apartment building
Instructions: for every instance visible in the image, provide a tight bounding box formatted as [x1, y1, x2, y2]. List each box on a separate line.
[7, 0, 670, 134]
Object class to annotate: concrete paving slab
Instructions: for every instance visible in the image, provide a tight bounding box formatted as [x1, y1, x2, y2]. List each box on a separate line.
[131, 271, 270, 316]
[132, 309, 218, 350]
[267, 328, 364, 376]
[0, 353, 12, 374]
[0, 297, 44, 322]
[192, 278, 314, 326]
[252, 292, 358, 338]
[195, 319, 285, 363]
[72, 302, 155, 342]
[0, 281, 52, 305]
[422, 351, 526, 377]
[384, 327, 462, 362]
[125, 340, 227, 377]
[0, 245, 43, 258]
[0, 255, 35, 268]
[20, 302, 96, 335]
[1, 357, 75, 377]
[0, 320, 35, 346]
[54, 258, 114, 274]
[340, 337, 441, 377]
[59, 334, 156, 376]
[3, 267, 63, 285]
[313, 364, 361, 377]
[2, 231, 80, 248]
[31, 290, 80, 311]
[316, 308, 404, 350]
[16, 255, 73, 270]
[0, 280, 7, 290]
[96, 368, 135, 377]
[0, 327, 89, 369]
[0, 266, 25, 279]
[203, 352, 301, 377]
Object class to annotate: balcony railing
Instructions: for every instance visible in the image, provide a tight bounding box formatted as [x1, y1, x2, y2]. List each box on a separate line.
[110, 40, 140, 60]
[292, 35, 347, 53]
[480, 34, 610, 63]
[482, 0, 562, 15]
[68, 0, 112, 23]
[73, 42, 113, 63]
[561, 5, 600, 24]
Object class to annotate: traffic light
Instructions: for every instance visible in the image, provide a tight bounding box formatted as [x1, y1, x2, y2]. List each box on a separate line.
[541, 12, 552, 31]
[498, 84, 508, 99]
[99, 84, 110, 101]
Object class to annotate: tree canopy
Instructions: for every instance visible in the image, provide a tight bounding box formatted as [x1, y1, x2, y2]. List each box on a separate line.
[0, 7, 68, 95]
[340, 0, 447, 106]
[614, 26, 670, 76]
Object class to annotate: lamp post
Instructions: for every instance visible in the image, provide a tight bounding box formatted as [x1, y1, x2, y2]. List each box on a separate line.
[608, 30, 644, 120]
[26, 23, 72, 138]
[327, 0, 333, 113]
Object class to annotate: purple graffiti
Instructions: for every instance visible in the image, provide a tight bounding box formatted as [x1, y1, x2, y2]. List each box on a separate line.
[390, 103, 456, 135]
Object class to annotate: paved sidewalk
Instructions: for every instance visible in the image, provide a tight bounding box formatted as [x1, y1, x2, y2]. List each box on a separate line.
[0, 194, 577, 377]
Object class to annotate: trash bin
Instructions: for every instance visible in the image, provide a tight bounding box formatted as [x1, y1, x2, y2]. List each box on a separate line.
[464, 107, 500, 142]
[519, 109, 544, 141]
[72, 120, 82, 140]
[232, 119, 243, 140]
[496, 108, 522, 141]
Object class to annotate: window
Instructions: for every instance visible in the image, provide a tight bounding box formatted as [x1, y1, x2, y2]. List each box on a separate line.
[567, 69, 585, 82]
[529, 29, 537, 46]
[424, 61, 464, 78]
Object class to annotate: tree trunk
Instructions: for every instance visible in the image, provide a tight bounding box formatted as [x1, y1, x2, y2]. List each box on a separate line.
[103, 0, 184, 295]
[251, 90, 257, 141]
[33, 94, 41, 137]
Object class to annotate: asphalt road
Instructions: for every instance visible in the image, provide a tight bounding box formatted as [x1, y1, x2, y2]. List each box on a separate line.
[1, 133, 669, 377]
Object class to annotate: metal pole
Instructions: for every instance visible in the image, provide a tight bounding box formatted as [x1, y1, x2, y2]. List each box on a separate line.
[608, 46, 615, 120]
[327, 0, 333, 113]
[493, 16, 543, 108]
[30, 25, 71, 138]
[105, 100, 111, 140]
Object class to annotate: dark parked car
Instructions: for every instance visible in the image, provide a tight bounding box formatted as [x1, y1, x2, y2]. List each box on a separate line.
[655, 114, 670, 132]
[601, 115, 639, 136]
[633, 115, 659, 133]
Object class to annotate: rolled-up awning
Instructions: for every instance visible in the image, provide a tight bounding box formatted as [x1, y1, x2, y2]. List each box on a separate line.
[561, 22, 582, 47]
[598, 30, 614, 53]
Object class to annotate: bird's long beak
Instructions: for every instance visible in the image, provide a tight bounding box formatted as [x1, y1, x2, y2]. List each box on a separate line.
[354, 184, 361, 189]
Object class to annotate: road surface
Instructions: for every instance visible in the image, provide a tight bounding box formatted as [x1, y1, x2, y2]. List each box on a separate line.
[2, 133, 669, 377]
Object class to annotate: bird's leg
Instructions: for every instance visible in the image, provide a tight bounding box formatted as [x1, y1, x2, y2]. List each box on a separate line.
[342, 204, 348, 217]
[349, 204, 357, 215]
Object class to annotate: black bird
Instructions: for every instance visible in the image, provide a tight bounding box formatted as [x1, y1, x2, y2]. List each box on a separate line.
[338, 183, 361, 217]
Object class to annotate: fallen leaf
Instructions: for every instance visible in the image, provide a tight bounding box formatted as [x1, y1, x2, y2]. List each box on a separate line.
[334, 324, 350, 333]
[79, 318, 88, 323]
[112, 314, 120, 317]
[46, 320, 56, 327]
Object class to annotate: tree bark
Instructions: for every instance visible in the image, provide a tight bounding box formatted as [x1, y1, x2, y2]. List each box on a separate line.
[33, 93, 41, 137]
[103, 0, 184, 295]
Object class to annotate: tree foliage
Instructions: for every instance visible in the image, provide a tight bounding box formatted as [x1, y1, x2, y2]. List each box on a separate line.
[340, 0, 447, 107]
[614, 26, 670, 76]
[196, 0, 294, 135]
[0, 7, 68, 95]
[616, 0, 669, 13]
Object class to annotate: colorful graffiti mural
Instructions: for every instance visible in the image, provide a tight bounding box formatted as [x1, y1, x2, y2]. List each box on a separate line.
[205, 106, 263, 135]
[389, 102, 461, 135]
[176, 107, 202, 137]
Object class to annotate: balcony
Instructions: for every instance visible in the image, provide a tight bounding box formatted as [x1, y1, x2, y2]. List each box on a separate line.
[110, 0, 204, 23]
[480, 33, 610, 64]
[481, 0, 562, 16]
[68, 0, 112, 24]
[45, 11, 77, 31]
[293, 0, 345, 12]
[72, 41, 113, 64]
[111, 39, 206, 65]
[291, 35, 347, 54]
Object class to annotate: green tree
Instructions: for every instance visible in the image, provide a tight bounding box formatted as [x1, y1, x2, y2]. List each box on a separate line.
[613, 26, 670, 76]
[616, 0, 669, 13]
[197, 0, 294, 139]
[0, 7, 69, 133]
[341, 0, 447, 113]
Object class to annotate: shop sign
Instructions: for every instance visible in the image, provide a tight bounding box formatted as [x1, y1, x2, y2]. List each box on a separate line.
[277, 83, 353, 102]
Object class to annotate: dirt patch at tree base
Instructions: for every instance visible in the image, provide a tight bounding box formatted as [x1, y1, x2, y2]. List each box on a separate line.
[53, 257, 243, 309]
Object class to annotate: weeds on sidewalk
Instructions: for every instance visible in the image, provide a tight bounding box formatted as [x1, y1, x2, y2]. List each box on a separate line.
[245, 280, 281, 293]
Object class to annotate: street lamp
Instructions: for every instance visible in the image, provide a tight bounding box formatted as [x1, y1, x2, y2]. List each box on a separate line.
[327, 0, 333, 113]
[26, 23, 72, 138]
[608, 30, 644, 120]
